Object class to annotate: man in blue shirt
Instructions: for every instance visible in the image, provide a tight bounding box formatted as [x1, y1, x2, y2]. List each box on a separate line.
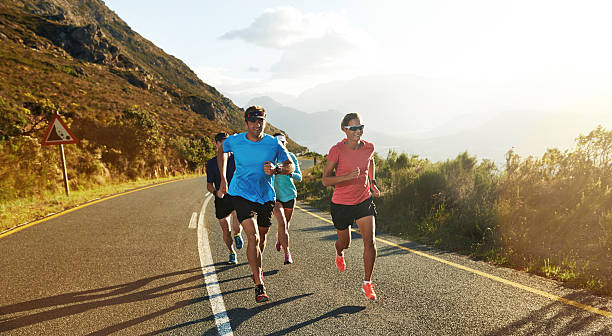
[206, 132, 243, 265]
[218, 105, 295, 303]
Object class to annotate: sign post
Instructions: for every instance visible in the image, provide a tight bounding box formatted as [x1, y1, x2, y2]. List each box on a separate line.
[59, 144, 70, 196]
[41, 113, 79, 196]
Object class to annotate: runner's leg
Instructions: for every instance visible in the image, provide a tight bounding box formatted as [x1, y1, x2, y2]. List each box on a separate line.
[230, 210, 241, 235]
[218, 216, 234, 253]
[284, 207, 294, 223]
[258, 225, 270, 254]
[282, 204, 294, 258]
[284, 206, 294, 234]
[336, 228, 351, 256]
[356, 215, 376, 281]
[273, 203, 289, 254]
[241, 218, 263, 285]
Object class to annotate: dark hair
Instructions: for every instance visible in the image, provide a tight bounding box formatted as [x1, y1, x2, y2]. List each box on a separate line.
[341, 112, 361, 128]
[273, 132, 284, 137]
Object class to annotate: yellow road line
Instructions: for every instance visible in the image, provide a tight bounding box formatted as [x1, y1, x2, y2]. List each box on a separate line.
[296, 204, 612, 319]
[0, 179, 187, 239]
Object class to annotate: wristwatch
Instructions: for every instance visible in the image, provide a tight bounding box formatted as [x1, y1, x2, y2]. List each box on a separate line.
[370, 179, 377, 186]
[274, 166, 281, 175]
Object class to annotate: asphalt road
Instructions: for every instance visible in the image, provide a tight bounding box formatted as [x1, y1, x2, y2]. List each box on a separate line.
[1, 177, 610, 335]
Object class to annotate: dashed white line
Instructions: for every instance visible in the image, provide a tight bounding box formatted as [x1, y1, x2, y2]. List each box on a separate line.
[198, 194, 234, 336]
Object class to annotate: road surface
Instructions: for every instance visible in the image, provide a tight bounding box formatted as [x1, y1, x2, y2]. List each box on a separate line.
[1, 178, 610, 335]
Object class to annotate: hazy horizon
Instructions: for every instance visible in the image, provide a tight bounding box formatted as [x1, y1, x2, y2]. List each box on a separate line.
[104, 0, 612, 161]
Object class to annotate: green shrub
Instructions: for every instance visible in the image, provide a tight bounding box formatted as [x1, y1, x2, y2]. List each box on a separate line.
[171, 135, 215, 170]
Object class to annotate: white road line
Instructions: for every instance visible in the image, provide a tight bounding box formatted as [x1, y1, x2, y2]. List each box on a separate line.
[188, 212, 197, 229]
[198, 194, 234, 336]
[199, 194, 213, 229]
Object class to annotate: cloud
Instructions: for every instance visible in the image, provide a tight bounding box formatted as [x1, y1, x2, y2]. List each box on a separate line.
[220, 6, 373, 77]
[270, 31, 358, 75]
[219, 6, 351, 49]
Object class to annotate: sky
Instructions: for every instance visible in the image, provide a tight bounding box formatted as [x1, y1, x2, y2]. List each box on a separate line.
[103, 0, 612, 100]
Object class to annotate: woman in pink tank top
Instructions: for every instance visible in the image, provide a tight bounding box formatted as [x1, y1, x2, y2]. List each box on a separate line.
[322, 112, 381, 300]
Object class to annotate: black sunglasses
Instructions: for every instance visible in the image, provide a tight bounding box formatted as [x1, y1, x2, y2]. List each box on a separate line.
[343, 125, 365, 131]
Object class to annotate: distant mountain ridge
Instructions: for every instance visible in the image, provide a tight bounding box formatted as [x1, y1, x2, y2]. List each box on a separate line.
[250, 93, 612, 164]
[247, 96, 407, 155]
[270, 74, 612, 163]
[289, 74, 503, 137]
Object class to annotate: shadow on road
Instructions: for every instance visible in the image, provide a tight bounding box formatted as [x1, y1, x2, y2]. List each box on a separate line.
[300, 225, 363, 243]
[144, 293, 314, 335]
[266, 305, 366, 335]
[299, 225, 334, 233]
[375, 240, 441, 258]
[0, 266, 278, 333]
[85, 269, 280, 335]
[87, 287, 252, 336]
[486, 292, 611, 335]
[0, 267, 205, 332]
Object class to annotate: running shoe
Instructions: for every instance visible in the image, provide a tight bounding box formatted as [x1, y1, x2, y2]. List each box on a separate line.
[335, 253, 346, 272]
[228, 253, 237, 264]
[255, 284, 269, 303]
[362, 283, 377, 300]
[275, 240, 281, 252]
[233, 233, 243, 250]
[284, 253, 293, 264]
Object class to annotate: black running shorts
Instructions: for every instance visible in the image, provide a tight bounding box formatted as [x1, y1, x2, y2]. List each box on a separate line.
[230, 195, 275, 227]
[214, 196, 234, 219]
[276, 198, 295, 209]
[330, 197, 377, 231]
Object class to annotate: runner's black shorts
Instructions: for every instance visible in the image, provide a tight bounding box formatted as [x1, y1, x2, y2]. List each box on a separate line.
[230, 195, 275, 227]
[330, 197, 377, 231]
[276, 198, 295, 209]
[214, 196, 234, 219]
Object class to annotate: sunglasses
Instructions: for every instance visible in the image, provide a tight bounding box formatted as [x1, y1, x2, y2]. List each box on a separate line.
[343, 125, 365, 132]
[246, 110, 266, 121]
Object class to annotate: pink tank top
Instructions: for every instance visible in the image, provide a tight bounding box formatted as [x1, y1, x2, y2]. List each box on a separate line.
[327, 139, 374, 205]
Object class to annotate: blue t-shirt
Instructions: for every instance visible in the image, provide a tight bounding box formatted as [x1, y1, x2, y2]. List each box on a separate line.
[206, 154, 235, 199]
[222, 133, 290, 203]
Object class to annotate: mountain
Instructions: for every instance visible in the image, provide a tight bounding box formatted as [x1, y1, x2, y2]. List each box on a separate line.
[285, 74, 612, 163]
[1, 0, 246, 126]
[0, 0, 304, 200]
[251, 93, 612, 164]
[247, 96, 407, 155]
[225, 91, 296, 109]
[289, 74, 503, 138]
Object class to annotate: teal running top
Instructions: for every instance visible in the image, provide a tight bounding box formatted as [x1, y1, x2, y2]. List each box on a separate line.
[274, 152, 302, 202]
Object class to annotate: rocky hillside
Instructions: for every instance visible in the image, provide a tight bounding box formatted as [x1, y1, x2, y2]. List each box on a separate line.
[0, 0, 305, 201]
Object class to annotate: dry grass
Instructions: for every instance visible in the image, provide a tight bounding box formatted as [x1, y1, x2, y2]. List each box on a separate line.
[0, 174, 199, 233]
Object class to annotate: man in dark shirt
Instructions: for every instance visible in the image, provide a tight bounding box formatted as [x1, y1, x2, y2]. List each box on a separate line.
[206, 132, 243, 264]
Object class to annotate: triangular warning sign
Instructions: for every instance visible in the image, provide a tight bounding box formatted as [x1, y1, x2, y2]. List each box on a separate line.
[41, 114, 78, 146]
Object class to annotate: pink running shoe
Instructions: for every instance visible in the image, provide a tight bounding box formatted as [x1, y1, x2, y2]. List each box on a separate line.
[362, 283, 377, 300]
[275, 240, 281, 252]
[335, 254, 346, 272]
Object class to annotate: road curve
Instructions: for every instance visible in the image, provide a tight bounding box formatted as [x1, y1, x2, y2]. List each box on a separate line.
[0, 177, 610, 335]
